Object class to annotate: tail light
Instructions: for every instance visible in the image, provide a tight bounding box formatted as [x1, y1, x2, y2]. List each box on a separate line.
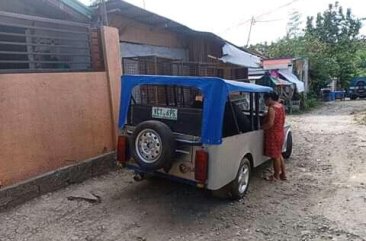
[117, 135, 129, 163]
[195, 149, 208, 183]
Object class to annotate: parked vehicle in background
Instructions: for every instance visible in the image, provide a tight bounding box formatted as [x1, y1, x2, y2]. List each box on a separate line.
[349, 77, 366, 100]
[117, 75, 293, 200]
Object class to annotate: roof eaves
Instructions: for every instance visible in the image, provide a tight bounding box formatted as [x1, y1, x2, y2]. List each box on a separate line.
[60, 0, 92, 18]
[107, 0, 260, 59]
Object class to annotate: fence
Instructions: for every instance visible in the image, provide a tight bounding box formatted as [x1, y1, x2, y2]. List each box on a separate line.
[0, 11, 104, 73]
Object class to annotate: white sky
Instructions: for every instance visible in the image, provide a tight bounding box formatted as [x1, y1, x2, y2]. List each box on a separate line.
[80, 0, 366, 46]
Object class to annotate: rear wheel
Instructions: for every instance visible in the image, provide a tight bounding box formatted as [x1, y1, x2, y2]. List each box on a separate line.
[229, 158, 251, 200]
[350, 95, 357, 100]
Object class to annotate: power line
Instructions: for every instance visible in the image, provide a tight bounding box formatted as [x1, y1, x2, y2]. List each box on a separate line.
[221, 0, 302, 33]
[255, 18, 284, 23]
[255, 0, 301, 20]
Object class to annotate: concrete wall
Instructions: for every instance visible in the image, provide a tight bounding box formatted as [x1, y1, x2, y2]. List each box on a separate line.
[0, 26, 121, 187]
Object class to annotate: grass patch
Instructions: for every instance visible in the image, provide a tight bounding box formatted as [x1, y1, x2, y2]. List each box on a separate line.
[289, 97, 322, 115]
[354, 111, 366, 125]
[305, 97, 321, 109]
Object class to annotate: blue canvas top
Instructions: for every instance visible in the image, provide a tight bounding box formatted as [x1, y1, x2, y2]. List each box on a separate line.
[119, 75, 272, 145]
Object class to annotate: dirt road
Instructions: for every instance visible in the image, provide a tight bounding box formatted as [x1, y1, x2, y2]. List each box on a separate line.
[1, 101, 365, 241]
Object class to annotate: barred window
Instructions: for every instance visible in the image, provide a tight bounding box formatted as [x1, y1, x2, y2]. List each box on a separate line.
[132, 85, 202, 108]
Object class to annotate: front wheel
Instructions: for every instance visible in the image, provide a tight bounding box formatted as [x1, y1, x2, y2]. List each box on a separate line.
[230, 158, 251, 200]
[282, 132, 293, 159]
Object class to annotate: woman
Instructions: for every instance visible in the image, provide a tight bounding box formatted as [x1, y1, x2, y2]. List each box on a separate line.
[262, 92, 287, 181]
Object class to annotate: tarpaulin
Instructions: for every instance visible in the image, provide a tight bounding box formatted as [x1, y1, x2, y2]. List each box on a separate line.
[220, 43, 261, 68]
[119, 75, 272, 145]
[278, 69, 305, 92]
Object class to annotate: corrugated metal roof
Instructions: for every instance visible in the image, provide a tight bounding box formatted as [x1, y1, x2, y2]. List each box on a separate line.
[105, 0, 260, 60]
[106, 0, 193, 34]
[61, 0, 92, 17]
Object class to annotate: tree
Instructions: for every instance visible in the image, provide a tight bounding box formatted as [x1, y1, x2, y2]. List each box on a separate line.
[251, 2, 363, 93]
[305, 2, 362, 88]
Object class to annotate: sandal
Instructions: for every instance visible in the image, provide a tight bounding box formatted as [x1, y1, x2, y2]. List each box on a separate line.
[264, 175, 279, 181]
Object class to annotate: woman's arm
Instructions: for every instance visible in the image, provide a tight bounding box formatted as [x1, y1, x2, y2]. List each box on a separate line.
[262, 107, 275, 130]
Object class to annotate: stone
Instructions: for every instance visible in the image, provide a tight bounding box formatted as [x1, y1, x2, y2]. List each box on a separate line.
[67, 190, 101, 203]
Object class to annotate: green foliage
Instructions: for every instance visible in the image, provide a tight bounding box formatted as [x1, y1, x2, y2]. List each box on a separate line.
[306, 2, 361, 44]
[304, 97, 320, 110]
[355, 41, 366, 76]
[250, 1, 364, 93]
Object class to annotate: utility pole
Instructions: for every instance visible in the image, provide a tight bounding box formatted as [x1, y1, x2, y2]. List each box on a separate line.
[100, 0, 108, 25]
[246, 17, 255, 47]
[142, 0, 146, 9]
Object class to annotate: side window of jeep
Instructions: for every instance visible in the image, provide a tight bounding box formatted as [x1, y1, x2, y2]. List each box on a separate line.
[222, 92, 264, 138]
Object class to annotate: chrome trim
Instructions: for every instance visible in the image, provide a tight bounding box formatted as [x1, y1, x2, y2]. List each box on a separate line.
[175, 149, 191, 155]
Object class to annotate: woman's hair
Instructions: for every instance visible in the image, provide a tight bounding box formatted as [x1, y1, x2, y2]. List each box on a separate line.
[264, 92, 279, 101]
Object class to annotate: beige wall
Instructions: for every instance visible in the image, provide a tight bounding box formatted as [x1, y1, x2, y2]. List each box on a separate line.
[0, 27, 121, 186]
[101, 26, 122, 145]
[109, 15, 184, 48]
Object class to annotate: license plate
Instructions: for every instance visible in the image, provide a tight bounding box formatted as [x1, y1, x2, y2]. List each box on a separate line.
[152, 107, 178, 120]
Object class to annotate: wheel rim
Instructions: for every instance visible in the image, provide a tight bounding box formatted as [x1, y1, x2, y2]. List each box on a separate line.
[135, 129, 162, 164]
[238, 163, 250, 193]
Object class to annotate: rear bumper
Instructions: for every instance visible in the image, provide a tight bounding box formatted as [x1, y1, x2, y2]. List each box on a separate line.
[125, 163, 202, 188]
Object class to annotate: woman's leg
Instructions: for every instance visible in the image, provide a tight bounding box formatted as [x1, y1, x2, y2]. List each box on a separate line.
[272, 158, 281, 179]
[280, 155, 287, 180]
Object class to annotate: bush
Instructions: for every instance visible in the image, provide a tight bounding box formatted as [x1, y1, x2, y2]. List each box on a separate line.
[291, 94, 321, 114]
[305, 97, 320, 109]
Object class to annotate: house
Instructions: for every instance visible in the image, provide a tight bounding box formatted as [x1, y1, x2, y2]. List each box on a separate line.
[251, 57, 307, 93]
[0, 0, 98, 72]
[0, 0, 121, 200]
[100, 0, 261, 81]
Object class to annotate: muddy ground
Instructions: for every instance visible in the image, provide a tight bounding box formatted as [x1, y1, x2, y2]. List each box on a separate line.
[0, 100, 365, 241]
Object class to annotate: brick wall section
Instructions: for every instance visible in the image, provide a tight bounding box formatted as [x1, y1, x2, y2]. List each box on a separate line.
[0, 152, 116, 212]
[91, 28, 105, 71]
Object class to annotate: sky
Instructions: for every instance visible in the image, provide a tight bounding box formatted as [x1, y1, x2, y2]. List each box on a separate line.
[80, 0, 366, 46]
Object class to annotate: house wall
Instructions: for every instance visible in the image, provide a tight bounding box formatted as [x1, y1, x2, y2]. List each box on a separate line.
[108, 14, 225, 63]
[108, 13, 246, 80]
[120, 42, 188, 60]
[109, 14, 184, 48]
[0, 0, 89, 22]
[186, 35, 222, 63]
[0, 26, 121, 187]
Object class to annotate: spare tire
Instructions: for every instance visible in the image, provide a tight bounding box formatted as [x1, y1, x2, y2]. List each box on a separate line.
[131, 120, 175, 171]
